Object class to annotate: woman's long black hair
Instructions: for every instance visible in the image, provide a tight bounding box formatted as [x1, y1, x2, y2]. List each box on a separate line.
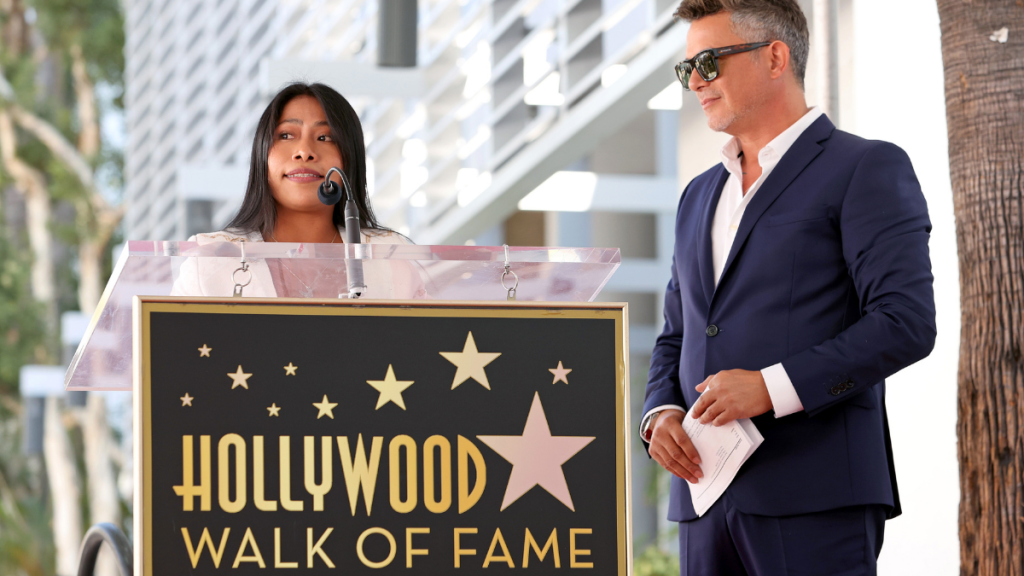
[226, 82, 386, 236]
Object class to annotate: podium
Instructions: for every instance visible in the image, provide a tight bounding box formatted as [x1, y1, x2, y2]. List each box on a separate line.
[66, 241, 632, 575]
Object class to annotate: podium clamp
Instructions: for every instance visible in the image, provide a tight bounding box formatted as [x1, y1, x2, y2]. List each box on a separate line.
[501, 244, 518, 301]
[231, 240, 252, 297]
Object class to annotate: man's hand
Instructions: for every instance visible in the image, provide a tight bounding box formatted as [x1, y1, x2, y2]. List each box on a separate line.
[648, 409, 704, 483]
[689, 369, 773, 426]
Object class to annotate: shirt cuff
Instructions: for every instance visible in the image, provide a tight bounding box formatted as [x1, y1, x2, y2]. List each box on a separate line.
[762, 363, 804, 418]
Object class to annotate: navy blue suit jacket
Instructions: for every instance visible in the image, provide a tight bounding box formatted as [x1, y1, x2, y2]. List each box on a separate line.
[644, 115, 936, 522]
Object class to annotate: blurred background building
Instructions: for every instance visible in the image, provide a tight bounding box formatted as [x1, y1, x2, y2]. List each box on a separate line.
[119, 0, 960, 572]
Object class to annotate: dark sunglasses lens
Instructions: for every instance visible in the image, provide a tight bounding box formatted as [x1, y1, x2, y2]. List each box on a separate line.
[676, 63, 693, 89]
[695, 52, 718, 81]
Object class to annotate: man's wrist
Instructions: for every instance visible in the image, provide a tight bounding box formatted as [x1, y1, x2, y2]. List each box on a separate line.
[641, 411, 661, 442]
[640, 406, 685, 442]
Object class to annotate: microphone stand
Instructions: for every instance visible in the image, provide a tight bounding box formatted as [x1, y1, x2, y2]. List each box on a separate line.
[343, 197, 366, 299]
[320, 167, 367, 299]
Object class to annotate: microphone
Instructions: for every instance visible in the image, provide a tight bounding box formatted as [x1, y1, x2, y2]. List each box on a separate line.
[317, 167, 346, 205]
[319, 167, 367, 298]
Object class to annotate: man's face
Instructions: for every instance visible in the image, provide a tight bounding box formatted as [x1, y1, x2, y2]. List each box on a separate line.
[685, 12, 771, 134]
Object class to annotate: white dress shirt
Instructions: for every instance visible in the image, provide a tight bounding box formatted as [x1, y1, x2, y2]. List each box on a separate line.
[642, 107, 824, 438]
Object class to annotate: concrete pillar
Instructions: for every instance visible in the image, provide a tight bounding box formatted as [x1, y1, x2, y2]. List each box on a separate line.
[654, 110, 678, 179]
[22, 396, 44, 455]
[378, 0, 418, 67]
[813, 0, 839, 123]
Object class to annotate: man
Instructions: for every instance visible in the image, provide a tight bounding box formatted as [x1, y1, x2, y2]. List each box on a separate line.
[640, 1, 936, 574]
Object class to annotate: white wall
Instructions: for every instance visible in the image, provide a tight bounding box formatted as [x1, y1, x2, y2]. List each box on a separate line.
[846, 1, 960, 574]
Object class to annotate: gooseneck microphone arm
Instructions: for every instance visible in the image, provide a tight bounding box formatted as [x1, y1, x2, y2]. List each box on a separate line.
[318, 167, 366, 299]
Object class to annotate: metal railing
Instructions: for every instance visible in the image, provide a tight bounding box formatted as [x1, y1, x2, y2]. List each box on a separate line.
[77, 523, 133, 576]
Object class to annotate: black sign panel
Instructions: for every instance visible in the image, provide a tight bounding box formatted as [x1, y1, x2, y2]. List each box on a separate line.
[135, 298, 630, 575]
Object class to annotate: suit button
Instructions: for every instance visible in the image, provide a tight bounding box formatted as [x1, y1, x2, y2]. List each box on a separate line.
[706, 325, 719, 337]
[830, 386, 842, 396]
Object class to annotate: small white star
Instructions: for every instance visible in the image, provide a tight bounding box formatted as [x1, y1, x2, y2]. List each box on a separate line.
[439, 332, 502, 390]
[198, 344, 211, 357]
[180, 393, 193, 407]
[228, 365, 252, 389]
[313, 395, 338, 419]
[267, 403, 281, 417]
[549, 361, 572, 385]
[284, 363, 297, 376]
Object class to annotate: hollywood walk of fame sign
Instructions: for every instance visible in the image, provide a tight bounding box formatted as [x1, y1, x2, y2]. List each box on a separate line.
[134, 297, 630, 575]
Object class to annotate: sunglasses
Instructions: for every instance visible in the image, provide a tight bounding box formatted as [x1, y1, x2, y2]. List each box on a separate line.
[675, 42, 772, 90]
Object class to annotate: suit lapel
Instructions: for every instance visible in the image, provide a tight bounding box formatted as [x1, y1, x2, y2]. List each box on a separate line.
[697, 167, 729, 305]
[714, 116, 836, 297]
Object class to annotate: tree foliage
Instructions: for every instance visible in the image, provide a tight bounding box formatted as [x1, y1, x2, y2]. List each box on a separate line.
[633, 545, 680, 576]
[0, 218, 47, 395]
[0, 403, 54, 576]
[30, 0, 125, 86]
[0, 0, 126, 572]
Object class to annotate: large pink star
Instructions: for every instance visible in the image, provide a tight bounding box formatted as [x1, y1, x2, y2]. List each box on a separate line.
[477, 392, 595, 511]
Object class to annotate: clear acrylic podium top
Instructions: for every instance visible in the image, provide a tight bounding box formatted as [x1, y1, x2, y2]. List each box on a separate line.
[65, 240, 621, 390]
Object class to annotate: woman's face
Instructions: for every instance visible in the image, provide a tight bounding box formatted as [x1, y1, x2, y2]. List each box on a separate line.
[267, 95, 343, 218]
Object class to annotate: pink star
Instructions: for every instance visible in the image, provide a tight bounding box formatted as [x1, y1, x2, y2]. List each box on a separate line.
[549, 361, 572, 384]
[477, 392, 594, 511]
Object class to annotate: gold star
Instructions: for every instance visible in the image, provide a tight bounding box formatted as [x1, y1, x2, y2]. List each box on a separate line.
[313, 395, 338, 419]
[549, 361, 572, 384]
[198, 344, 211, 357]
[440, 332, 501, 390]
[366, 365, 415, 410]
[267, 403, 281, 417]
[284, 362, 297, 376]
[180, 393, 193, 406]
[228, 365, 252, 389]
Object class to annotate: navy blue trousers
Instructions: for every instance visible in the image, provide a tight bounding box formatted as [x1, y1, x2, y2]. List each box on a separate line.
[679, 493, 886, 576]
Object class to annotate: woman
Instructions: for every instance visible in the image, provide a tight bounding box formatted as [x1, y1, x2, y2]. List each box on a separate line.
[172, 83, 422, 299]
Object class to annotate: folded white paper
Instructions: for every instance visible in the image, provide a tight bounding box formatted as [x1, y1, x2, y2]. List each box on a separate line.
[681, 410, 763, 516]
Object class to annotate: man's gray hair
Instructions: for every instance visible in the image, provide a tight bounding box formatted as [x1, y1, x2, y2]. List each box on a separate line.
[675, 0, 810, 88]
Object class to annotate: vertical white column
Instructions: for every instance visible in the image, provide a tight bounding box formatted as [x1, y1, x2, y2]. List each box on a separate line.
[813, 0, 839, 122]
[44, 397, 83, 576]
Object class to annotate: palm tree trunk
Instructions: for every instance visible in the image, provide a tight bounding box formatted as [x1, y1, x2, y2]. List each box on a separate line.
[937, 1, 1024, 574]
